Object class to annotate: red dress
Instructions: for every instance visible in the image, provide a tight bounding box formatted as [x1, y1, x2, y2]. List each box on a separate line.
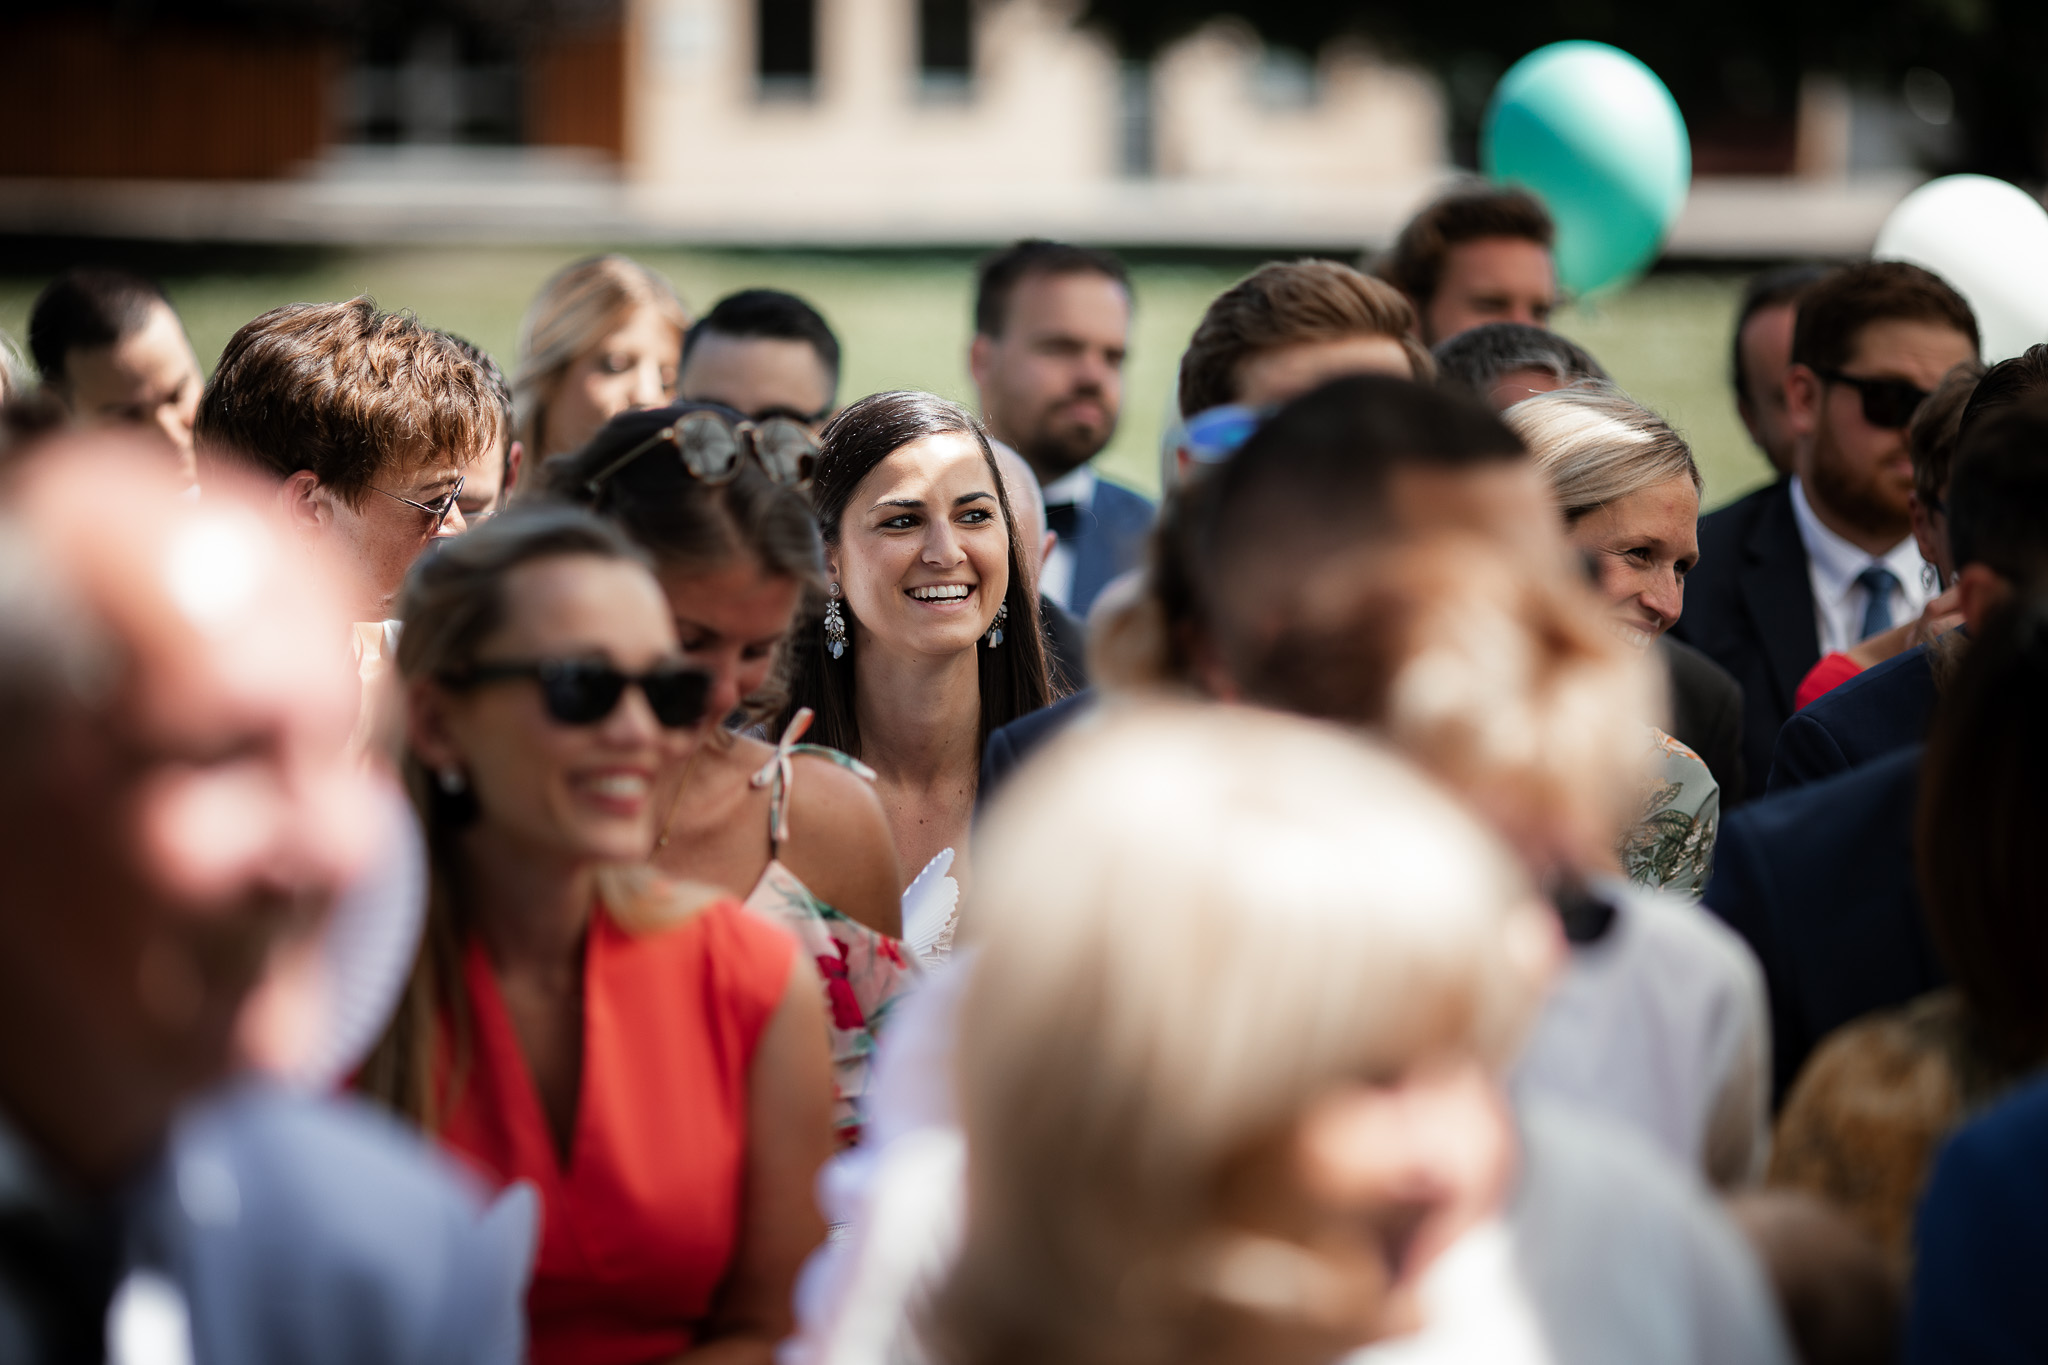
[437, 898, 795, 1365]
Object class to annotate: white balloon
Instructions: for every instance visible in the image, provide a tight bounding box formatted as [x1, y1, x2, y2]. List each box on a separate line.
[1875, 174, 2048, 364]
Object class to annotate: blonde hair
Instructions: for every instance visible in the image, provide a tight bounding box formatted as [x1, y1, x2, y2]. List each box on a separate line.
[1505, 385, 1700, 524]
[1239, 534, 1657, 874]
[513, 255, 690, 458]
[930, 702, 1548, 1365]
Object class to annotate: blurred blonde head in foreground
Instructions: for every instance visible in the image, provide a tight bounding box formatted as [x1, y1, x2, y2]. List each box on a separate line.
[931, 702, 1556, 1365]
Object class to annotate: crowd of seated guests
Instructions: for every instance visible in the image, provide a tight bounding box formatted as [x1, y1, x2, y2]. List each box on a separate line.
[4, 189, 2047, 1365]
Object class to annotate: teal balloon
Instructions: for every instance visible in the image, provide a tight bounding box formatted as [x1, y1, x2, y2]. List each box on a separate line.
[1482, 41, 1691, 296]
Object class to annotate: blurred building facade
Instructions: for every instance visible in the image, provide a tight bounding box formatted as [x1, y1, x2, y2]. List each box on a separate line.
[0, 0, 1932, 253]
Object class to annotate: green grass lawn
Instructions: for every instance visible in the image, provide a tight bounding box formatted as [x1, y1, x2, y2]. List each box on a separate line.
[0, 248, 1776, 509]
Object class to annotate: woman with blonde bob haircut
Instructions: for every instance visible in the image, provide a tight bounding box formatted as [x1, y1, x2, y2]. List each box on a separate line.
[515, 254, 692, 466]
[928, 703, 1557, 1365]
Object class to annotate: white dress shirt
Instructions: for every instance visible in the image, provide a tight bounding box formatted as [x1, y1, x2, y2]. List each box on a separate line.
[1036, 464, 1097, 612]
[1788, 477, 1933, 656]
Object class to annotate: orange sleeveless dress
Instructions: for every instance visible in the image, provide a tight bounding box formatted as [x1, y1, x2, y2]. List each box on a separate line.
[435, 898, 795, 1365]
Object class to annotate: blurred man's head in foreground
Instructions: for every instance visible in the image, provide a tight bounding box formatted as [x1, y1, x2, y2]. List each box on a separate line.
[0, 435, 374, 1185]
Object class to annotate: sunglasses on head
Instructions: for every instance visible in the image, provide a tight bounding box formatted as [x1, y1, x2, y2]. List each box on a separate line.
[585, 410, 819, 497]
[1179, 403, 1276, 466]
[445, 658, 713, 729]
[1817, 369, 1931, 430]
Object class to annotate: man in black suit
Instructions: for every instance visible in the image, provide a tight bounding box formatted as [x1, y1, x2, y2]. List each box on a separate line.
[1673, 263, 1979, 800]
[970, 240, 1151, 619]
[0, 440, 526, 1362]
[1769, 351, 2048, 791]
[988, 437, 1088, 694]
[1703, 745, 1937, 1102]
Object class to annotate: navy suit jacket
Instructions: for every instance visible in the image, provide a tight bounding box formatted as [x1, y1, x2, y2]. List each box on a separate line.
[1703, 744, 1942, 1103]
[151, 1083, 532, 1365]
[1059, 477, 1154, 618]
[979, 689, 1097, 815]
[1671, 480, 1818, 803]
[1767, 641, 1937, 793]
[1909, 1074, 2048, 1364]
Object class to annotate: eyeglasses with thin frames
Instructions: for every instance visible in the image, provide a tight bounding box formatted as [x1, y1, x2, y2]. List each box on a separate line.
[371, 475, 466, 532]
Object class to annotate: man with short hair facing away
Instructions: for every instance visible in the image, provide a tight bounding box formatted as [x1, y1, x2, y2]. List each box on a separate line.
[1673, 263, 1979, 800]
[970, 239, 1145, 618]
[1730, 265, 1829, 481]
[194, 298, 496, 629]
[1376, 185, 1561, 346]
[28, 267, 205, 484]
[678, 288, 842, 433]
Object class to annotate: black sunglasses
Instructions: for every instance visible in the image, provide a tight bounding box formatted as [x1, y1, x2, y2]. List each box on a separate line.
[585, 411, 819, 496]
[1817, 369, 1931, 430]
[445, 658, 712, 729]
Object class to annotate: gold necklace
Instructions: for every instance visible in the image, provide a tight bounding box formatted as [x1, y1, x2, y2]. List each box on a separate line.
[654, 743, 710, 851]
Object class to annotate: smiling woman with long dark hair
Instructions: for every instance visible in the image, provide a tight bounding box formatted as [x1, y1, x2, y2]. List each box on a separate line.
[779, 390, 1052, 910]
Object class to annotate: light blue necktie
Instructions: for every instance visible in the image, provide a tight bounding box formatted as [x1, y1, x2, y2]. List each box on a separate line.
[1856, 565, 1900, 640]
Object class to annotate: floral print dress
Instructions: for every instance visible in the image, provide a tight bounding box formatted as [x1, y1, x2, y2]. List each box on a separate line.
[1621, 727, 1720, 898]
[741, 710, 917, 1144]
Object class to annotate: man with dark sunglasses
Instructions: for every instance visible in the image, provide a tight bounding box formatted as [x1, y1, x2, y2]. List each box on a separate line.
[1674, 262, 1979, 801]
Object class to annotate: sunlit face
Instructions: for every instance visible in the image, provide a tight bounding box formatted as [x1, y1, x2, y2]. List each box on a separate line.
[1735, 302, 1799, 476]
[417, 555, 696, 864]
[1235, 335, 1417, 409]
[324, 457, 471, 621]
[456, 435, 510, 527]
[832, 433, 1011, 662]
[1424, 238, 1558, 345]
[1212, 1051, 1515, 1357]
[1569, 475, 1701, 646]
[971, 270, 1129, 482]
[542, 303, 683, 457]
[1790, 318, 1978, 543]
[678, 331, 836, 429]
[3, 457, 373, 1146]
[60, 301, 204, 482]
[658, 557, 806, 725]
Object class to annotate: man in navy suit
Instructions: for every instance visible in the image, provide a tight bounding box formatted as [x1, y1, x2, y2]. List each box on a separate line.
[1703, 746, 1938, 1102]
[0, 438, 527, 1363]
[1673, 263, 1978, 800]
[971, 239, 1151, 619]
[1770, 354, 2048, 791]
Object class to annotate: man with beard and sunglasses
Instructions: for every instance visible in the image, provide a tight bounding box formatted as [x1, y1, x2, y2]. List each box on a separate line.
[969, 240, 1148, 618]
[1673, 263, 1978, 800]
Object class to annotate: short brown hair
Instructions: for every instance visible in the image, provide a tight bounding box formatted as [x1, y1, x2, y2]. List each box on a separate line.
[1910, 360, 1985, 507]
[1789, 262, 1979, 377]
[196, 298, 501, 505]
[1376, 185, 1555, 311]
[1177, 260, 1432, 416]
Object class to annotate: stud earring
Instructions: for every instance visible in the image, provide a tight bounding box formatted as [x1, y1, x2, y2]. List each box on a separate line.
[984, 600, 1008, 648]
[823, 585, 848, 660]
[437, 766, 467, 795]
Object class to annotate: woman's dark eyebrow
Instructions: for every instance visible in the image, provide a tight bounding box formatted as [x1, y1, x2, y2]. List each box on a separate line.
[954, 491, 993, 506]
[871, 497, 925, 512]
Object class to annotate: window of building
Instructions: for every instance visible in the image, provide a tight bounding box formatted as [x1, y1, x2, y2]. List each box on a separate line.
[918, 0, 972, 98]
[757, 0, 817, 99]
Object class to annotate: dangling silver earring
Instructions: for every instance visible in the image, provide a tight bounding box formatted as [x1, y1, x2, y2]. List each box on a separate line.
[823, 584, 848, 660]
[984, 600, 1008, 648]
[437, 766, 467, 795]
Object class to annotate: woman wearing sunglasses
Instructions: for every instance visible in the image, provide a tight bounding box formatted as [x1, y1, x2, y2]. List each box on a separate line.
[359, 507, 834, 1365]
[779, 391, 1053, 926]
[541, 402, 915, 1144]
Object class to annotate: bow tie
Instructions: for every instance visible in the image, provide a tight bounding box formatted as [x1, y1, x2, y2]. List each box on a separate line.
[1046, 502, 1082, 540]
